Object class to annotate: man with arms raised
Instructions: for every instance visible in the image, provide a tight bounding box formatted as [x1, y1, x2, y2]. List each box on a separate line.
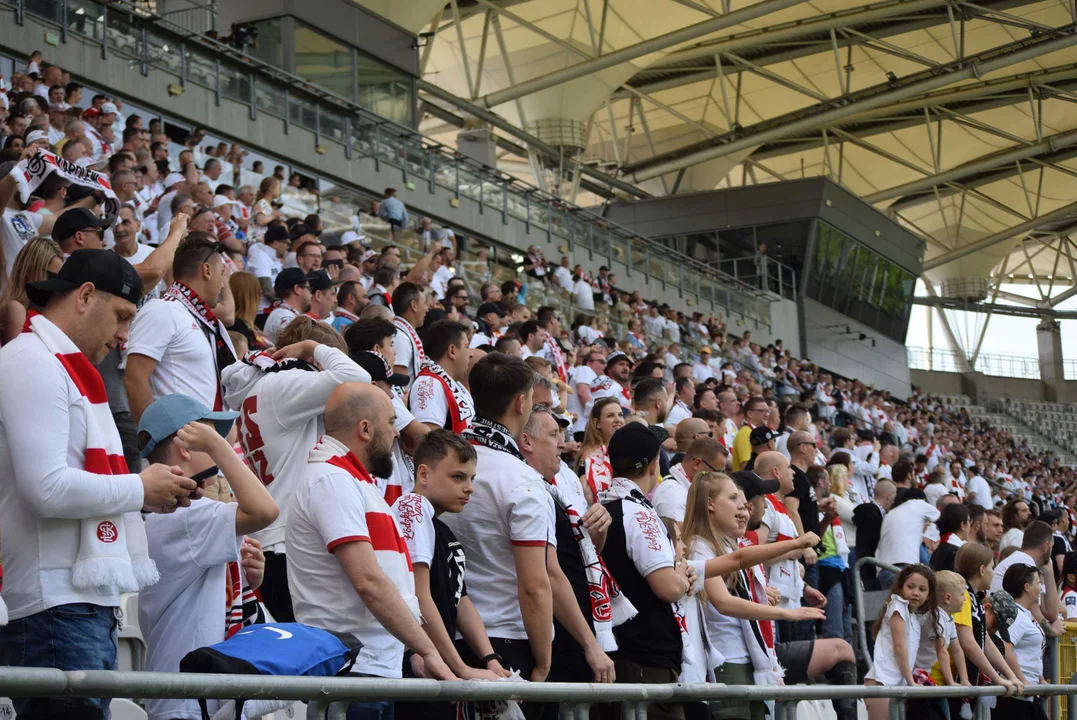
[409, 320, 474, 433]
[441, 354, 556, 688]
[287, 382, 455, 719]
[0, 250, 196, 718]
[222, 318, 370, 623]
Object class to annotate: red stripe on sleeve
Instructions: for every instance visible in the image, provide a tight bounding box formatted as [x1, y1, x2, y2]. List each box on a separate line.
[327, 535, 370, 552]
[510, 540, 548, 547]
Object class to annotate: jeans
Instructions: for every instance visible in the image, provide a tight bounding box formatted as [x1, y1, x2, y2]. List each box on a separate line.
[0, 602, 118, 718]
[821, 575, 853, 645]
[347, 674, 394, 720]
[877, 567, 900, 591]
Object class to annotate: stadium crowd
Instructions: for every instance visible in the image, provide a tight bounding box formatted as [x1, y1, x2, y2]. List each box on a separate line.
[0, 50, 1075, 720]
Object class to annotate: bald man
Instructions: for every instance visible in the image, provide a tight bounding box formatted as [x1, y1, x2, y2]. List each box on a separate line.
[673, 417, 710, 454]
[286, 382, 455, 707]
[653, 437, 728, 527]
[753, 451, 811, 612]
[360, 303, 394, 322]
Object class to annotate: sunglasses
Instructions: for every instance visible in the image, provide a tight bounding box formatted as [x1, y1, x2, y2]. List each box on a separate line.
[199, 241, 224, 265]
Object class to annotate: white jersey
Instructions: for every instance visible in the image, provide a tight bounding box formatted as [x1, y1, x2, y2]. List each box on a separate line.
[221, 346, 370, 550]
[590, 374, 631, 408]
[566, 365, 597, 433]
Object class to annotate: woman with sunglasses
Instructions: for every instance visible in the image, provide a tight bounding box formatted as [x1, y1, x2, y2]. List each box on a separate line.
[575, 397, 624, 503]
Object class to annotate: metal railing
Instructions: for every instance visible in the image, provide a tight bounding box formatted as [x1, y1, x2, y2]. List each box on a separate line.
[0, 667, 1075, 720]
[0, 0, 775, 330]
[907, 347, 1077, 380]
[717, 255, 799, 301]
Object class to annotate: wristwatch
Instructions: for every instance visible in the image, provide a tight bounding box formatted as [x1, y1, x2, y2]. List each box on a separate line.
[482, 653, 503, 667]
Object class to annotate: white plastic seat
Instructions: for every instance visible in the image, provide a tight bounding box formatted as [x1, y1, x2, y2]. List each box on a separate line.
[109, 698, 148, 720]
[117, 592, 146, 673]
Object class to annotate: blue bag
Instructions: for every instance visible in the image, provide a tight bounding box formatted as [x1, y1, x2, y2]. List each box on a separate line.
[180, 623, 362, 719]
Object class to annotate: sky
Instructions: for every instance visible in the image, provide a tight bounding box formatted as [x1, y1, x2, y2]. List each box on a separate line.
[905, 281, 1077, 380]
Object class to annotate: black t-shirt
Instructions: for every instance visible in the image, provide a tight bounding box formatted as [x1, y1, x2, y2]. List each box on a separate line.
[429, 517, 467, 640]
[550, 503, 594, 680]
[1053, 533, 1071, 562]
[791, 464, 820, 536]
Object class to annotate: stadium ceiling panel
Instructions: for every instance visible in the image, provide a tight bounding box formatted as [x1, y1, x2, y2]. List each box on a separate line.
[353, 0, 1077, 298]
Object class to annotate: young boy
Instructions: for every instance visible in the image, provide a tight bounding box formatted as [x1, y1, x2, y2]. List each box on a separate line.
[391, 430, 509, 718]
[912, 568, 969, 720]
[135, 394, 279, 720]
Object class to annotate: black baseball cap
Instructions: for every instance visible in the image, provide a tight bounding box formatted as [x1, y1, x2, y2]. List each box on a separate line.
[351, 350, 409, 386]
[290, 223, 316, 239]
[609, 423, 661, 474]
[27, 249, 142, 307]
[273, 267, 309, 296]
[307, 270, 340, 293]
[264, 225, 290, 245]
[53, 207, 111, 244]
[750, 426, 779, 446]
[732, 470, 780, 500]
[477, 302, 507, 318]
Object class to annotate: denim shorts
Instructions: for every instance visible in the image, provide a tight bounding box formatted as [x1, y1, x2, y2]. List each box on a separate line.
[0, 603, 119, 718]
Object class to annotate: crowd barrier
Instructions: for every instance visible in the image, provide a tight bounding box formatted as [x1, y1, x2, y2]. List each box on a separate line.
[0, 667, 1075, 720]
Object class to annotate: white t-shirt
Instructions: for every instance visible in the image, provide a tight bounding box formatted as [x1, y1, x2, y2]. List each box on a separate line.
[991, 550, 1040, 594]
[119, 242, 165, 300]
[1008, 604, 1045, 693]
[139, 498, 240, 720]
[156, 190, 178, 235]
[440, 441, 556, 640]
[877, 499, 940, 567]
[1000, 527, 1024, 552]
[127, 297, 235, 410]
[689, 538, 749, 664]
[572, 278, 595, 311]
[246, 243, 282, 283]
[666, 400, 692, 428]
[409, 372, 473, 430]
[1, 209, 44, 285]
[431, 266, 453, 300]
[287, 455, 418, 678]
[552, 461, 588, 513]
[391, 494, 436, 567]
[652, 465, 691, 524]
[1062, 588, 1077, 620]
[590, 374, 631, 408]
[577, 325, 602, 345]
[382, 395, 417, 500]
[263, 304, 299, 346]
[915, 609, 956, 676]
[866, 594, 921, 685]
[567, 365, 597, 433]
[553, 266, 573, 292]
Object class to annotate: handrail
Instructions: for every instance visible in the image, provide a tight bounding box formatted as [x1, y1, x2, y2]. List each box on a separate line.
[0, 667, 1074, 703]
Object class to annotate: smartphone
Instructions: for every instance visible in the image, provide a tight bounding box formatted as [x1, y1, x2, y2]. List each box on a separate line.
[324, 259, 344, 270]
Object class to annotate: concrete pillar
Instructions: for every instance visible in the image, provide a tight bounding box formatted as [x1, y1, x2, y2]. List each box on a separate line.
[1037, 319, 1068, 403]
[960, 371, 987, 404]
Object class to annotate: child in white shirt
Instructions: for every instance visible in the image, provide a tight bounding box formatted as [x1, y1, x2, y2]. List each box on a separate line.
[1061, 552, 1077, 620]
[135, 394, 279, 720]
[865, 563, 938, 720]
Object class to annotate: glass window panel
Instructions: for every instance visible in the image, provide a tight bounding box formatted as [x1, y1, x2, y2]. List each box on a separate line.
[220, 65, 249, 103]
[319, 106, 347, 144]
[295, 25, 354, 101]
[107, 9, 140, 58]
[25, 0, 61, 23]
[187, 50, 217, 90]
[256, 81, 287, 119]
[356, 53, 412, 125]
[145, 30, 182, 77]
[289, 97, 318, 133]
[247, 19, 283, 68]
[66, 0, 107, 42]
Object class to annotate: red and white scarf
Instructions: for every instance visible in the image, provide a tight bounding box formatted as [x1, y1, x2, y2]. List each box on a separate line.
[226, 561, 264, 639]
[544, 335, 567, 383]
[543, 477, 636, 652]
[763, 494, 804, 605]
[584, 446, 613, 500]
[23, 312, 158, 600]
[393, 316, 424, 377]
[163, 281, 236, 410]
[334, 308, 359, 325]
[416, 359, 474, 433]
[735, 536, 784, 689]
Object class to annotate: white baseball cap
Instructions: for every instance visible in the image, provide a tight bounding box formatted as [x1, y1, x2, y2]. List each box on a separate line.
[212, 194, 238, 208]
[341, 230, 366, 245]
[100, 102, 118, 115]
[164, 172, 185, 187]
[25, 130, 50, 147]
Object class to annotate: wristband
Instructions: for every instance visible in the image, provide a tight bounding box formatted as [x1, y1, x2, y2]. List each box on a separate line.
[482, 653, 503, 666]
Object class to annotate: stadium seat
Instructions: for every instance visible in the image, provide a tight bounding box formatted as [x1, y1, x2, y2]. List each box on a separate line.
[109, 698, 148, 720]
[117, 593, 147, 673]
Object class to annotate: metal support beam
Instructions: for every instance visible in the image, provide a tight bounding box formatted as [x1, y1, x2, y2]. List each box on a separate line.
[626, 27, 1077, 182]
[417, 80, 651, 198]
[472, 0, 813, 109]
[1049, 284, 1077, 305]
[924, 283, 973, 367]
[449, 0, 475, 100]
[865, 128, 1077, 203]
[419, 10, 442, 77]
[923, 198, 1077, 270]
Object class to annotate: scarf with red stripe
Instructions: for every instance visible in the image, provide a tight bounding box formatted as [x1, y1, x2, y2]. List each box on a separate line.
[416, 359, 474, 433]
[583, 447, 613, 500]
[335, 308, 360, 325]
[225, 559, 265, 639]
[543, 476, 636, 652]
[734, 536, 784, 690]
[544, 335, 567, 383]
[23, 311, 158, 597]
[163, 281, 236, 410]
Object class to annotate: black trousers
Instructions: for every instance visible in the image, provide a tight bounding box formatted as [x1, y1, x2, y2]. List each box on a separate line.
[460, 638, 546, 720]
[260, 551, 295, 623]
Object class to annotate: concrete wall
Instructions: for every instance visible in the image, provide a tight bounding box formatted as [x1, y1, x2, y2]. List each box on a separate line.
[803, 299, 912, 398]
[910, 370, 1077, 402]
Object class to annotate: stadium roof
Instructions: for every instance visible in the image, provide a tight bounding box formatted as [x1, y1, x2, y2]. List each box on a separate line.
[356, 0, 1077, 307]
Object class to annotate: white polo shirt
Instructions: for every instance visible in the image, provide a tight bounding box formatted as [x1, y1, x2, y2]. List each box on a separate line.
[652, 464, 691, 524]
[263, 304, 299, 346]
[990, 549, 1041, 594]
[1008, 604, 1045, 694]
[566, 365, 597, 434]
[440, 440, 556, 640]
[127, 298, 233, 410]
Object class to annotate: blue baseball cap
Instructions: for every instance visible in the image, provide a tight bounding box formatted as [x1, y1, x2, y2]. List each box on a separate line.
[137, 394, 238, 458]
